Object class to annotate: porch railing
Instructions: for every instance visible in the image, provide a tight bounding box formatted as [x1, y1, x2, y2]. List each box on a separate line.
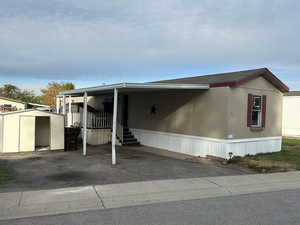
[68, 111, 112, 129]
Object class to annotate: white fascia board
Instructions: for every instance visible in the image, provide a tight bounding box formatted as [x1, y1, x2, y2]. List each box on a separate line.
[59, 83, 125, 95]
[27, 102, 50, 108]
[59, 82, 209, 95]
[124, 83, 209, 89]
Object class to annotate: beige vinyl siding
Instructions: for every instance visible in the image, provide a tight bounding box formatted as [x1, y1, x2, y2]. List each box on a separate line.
[227, 76, 283, 139]
[128, 87, 229, 139]
[128, 76, 283, 140]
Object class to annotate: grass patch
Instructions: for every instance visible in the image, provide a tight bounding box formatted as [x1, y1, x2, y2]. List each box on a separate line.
[228, 138, 300, 173]
[0, 163, 15, 184]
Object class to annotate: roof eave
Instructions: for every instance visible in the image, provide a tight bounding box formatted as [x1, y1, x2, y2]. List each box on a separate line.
[210, 68, 289, 93]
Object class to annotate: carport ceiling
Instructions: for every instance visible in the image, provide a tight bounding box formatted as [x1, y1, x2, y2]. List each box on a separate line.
[59, 82, 210, 96]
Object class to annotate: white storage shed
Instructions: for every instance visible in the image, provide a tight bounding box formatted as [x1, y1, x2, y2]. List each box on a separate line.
[0, 109, 65, 153]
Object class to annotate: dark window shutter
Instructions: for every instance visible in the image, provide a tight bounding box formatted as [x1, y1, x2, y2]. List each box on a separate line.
[262, 95, 267, 127]
[247, 94, 253, 127]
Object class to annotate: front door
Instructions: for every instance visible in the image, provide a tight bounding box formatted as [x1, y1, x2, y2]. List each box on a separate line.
[117, 95, 128, 127]
[122, 95, 128, 127]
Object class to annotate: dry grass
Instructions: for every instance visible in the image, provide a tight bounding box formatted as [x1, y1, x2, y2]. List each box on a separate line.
[228, 138, 300, 173]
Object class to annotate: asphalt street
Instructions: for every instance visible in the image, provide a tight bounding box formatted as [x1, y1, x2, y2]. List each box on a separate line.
[2, 188, 300, 225]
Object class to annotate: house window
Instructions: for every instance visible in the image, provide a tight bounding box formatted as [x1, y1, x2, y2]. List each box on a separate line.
[4, 104, 12, 108]
[247, 94, 267, 128]
[251, 96, 262, 127]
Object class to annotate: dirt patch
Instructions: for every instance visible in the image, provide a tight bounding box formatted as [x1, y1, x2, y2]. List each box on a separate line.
[47, 171, 88, 182]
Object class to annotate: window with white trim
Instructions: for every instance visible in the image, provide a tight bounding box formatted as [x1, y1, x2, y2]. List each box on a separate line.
[247, 94, 267, 128]
[251, 95, 262, 127]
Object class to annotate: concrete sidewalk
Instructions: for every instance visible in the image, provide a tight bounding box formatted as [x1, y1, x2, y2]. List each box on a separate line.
[2, 171, 300, 220]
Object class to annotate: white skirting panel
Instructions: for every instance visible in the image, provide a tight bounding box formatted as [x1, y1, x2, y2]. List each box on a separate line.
[81, 128, 111, 145]
[131, 128, 282, 159]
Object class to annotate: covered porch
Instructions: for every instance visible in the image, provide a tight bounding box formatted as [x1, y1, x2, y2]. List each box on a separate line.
[58, 82, 209, 165]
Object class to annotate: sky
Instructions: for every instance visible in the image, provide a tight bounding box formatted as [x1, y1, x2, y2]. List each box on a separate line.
[0, 0, 299, 94]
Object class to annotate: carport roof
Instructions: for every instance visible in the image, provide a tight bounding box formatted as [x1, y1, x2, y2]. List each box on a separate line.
[59, 82, 209, 96]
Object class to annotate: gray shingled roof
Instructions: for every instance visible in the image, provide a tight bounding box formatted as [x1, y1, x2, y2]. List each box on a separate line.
[284, 91, 300, 96]
[153, 68, 265, 85]
[152, 67, 289, 92]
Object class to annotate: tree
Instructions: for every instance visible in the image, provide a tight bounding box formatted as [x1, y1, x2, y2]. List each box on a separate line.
[16, 90, 42, 104]
[0, 84, 20, 98]
[41, 82, 75, 107]
[0, 84, 42, 104]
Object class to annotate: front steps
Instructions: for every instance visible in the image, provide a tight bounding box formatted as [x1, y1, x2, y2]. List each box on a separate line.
[119, 127, 140, 146]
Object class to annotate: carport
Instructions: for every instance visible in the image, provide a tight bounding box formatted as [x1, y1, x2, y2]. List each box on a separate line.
[59, 83, 209, 165]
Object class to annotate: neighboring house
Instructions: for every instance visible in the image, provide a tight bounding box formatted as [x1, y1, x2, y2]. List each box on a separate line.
[60, 68, 289, 163]
[0, 96, 26, 112]
[56, 95, 113, 129]
[56, 95, 110, 113]
[0, 96, 50, 112]
[282, 91, 300, 137]
[63, 102, 99, 113]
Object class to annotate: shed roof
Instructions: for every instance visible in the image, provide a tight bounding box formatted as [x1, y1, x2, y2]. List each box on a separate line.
[284, 91, 300, 96]
[0, 109, 63, 116]
[153, 68, 289, 92]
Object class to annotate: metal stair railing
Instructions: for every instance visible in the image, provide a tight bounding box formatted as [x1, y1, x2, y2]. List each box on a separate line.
[116, 121, 123, 143]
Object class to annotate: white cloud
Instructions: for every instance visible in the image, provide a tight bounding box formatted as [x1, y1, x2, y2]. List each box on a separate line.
[0, 0, 299, 80]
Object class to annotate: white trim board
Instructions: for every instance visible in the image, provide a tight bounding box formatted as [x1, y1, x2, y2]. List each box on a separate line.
[131, 128, 282, 159]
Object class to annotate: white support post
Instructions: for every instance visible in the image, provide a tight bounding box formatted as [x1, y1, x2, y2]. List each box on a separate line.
[112, 88, 118, 165]
[56, 96, 60, 114]
[68, 95, 72, 127]
[62, 95, 66, 115]
[83, 92, 88, 156]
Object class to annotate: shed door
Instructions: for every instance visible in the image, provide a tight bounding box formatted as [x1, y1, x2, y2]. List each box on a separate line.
[19, 116, 35, 152]
[50, 116, 65, 150]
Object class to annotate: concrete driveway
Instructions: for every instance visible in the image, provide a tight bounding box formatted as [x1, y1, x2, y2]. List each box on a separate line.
[0, 145, 248, 193]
